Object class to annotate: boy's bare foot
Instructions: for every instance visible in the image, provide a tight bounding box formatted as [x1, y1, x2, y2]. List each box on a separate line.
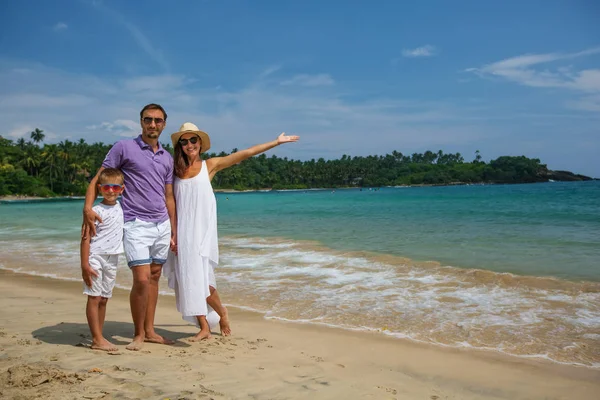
[187, 329, 211, 342]
[91, 338, 118, 352]
[220, 307, 231, 336]
[144, 333, 175, 345]
[126, 335, 145, 351]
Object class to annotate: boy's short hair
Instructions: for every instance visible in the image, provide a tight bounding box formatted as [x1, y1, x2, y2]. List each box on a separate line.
[98, 168, 125, 185]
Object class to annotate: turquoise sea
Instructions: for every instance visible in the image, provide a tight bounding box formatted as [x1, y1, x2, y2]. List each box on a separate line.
[1, 181, 599, 367]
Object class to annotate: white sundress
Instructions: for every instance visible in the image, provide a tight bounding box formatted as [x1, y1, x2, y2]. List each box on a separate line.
[163, 160, 220, 329]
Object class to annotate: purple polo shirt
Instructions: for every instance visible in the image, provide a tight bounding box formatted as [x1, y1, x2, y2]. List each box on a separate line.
[102, 135, 173, 223]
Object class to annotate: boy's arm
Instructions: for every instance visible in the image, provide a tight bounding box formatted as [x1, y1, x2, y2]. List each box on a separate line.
[80, 234, 98, 287]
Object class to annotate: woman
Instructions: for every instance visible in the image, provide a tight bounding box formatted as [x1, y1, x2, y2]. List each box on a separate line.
[163, 122, 299, 340]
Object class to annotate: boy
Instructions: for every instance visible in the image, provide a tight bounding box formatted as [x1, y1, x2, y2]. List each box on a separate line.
[80, 168, 125, 351]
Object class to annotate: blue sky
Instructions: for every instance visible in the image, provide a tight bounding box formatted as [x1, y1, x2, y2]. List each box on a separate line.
[1, 0, 599, 176]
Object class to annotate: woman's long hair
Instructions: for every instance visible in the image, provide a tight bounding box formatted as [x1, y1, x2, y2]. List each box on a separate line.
[174, 143, 190, 178]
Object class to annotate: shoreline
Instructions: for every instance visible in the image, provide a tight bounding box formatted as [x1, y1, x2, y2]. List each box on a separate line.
[1, 269, 599, 399]
[2, 180, 598, 202]
[4, 265, 600, 369]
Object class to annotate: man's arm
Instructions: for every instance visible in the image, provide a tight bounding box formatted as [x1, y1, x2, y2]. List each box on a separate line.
[80, 234, 98, 287]
[81, 167, 105, 239]
[165, 183, 177, 252]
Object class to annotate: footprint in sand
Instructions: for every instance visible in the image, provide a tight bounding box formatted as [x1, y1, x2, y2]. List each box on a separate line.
[112, 365, 146, 376]
[179, 363, 192, 372]
[376, 385, 398, 395]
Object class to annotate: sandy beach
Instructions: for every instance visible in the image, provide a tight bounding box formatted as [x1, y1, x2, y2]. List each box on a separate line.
[1, 269, 599, 400]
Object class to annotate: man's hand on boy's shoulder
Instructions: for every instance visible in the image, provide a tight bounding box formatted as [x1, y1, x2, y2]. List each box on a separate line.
[81, 264, 98, 287]
[82, 207, 102, 239]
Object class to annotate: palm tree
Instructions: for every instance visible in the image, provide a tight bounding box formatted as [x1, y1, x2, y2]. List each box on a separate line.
[30, 128, 45, 146]
[16, 137, 26, 150]
[41, 144, 59, 192]
[21, 146, 42, 177]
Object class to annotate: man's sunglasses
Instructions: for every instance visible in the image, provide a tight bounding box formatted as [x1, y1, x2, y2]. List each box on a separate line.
[142, 117, 165, 125]
[99, 184, 124, 193]
[179, 137, 200, 146]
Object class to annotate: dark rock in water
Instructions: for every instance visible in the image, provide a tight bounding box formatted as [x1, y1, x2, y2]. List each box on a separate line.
[542, 170, 594, 182]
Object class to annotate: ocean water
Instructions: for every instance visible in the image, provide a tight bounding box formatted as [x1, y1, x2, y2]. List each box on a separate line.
[1, 181, 599, 367]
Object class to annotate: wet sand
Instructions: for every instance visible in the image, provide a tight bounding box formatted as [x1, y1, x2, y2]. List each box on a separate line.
[1, 269, 599, 399]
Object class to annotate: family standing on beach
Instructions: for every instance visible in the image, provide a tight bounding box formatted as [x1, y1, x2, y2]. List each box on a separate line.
[80, 103, 299, 351]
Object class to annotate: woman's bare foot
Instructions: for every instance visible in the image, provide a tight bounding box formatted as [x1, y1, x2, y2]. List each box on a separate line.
[187, 329, 211, 342]
[219, 307, 231, 336]
[91, 338, 118, 352]
[126, 335, 145, 351]
[144, 333, 175, 345]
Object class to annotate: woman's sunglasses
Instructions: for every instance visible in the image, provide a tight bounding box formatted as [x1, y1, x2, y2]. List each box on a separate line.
[99, 184, 124, 193]
[179, 137, 199, 146]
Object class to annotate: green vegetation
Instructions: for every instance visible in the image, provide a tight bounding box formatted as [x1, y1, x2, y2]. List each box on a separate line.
[0, 130, 593, 196]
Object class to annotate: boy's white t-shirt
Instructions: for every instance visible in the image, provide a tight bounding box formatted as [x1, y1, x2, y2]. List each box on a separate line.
[90, 201, 124, 255]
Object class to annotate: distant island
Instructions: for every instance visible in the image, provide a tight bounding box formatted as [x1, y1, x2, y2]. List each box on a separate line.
[0, 130, 595, 197]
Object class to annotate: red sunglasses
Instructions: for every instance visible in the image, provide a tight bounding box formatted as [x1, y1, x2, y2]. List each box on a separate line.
[99, 184, 124, 193]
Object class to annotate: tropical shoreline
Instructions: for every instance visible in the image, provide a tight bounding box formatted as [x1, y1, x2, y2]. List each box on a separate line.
[1, 268, 599, 399]
[2, 178, 598, 202]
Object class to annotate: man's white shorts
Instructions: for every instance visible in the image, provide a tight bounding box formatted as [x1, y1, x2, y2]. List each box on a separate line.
[123, 218, 171, 267]
[83, 254, 118, 298]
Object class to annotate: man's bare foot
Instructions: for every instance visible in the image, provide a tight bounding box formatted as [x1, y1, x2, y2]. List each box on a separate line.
[144, 333, 175, 345]
[220, 308, 232, 336]
[187, 329, 211, 342]
[126, 335, 144, 351]
[91, 338, 118, 352]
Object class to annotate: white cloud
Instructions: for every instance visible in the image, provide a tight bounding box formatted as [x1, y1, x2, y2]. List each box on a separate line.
[1, 58, 599, 176]
[123, 75, 189, 92]
[566, 95, 600, 112]
[0, 60, 481, 157]
[7, 125, 38, 140]
[6, 125, 59, 142]
[259, 65, 282, 79]
[86, 119, 139, 137]
[89, 1, 169, 71]
[0, 93, 93, 108]
[280, 74, 334, 86]
[402, 45, 437, 58]
[467, 47, 600, 93]
[53, 22, 68, 31]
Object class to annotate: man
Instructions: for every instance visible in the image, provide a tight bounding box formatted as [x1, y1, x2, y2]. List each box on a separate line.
[82, 103, 176, 351]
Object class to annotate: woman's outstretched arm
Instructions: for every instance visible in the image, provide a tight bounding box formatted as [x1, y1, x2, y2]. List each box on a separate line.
[206, 132, 299, 179]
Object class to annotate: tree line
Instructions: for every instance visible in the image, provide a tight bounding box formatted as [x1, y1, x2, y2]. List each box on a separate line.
[0, 129, 591, 197]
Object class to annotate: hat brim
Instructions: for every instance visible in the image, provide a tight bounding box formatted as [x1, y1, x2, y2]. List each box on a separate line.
[171, 130, 211, 153]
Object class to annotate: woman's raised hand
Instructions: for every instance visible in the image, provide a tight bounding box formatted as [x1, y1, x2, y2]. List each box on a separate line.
[276, 132, 300, 144]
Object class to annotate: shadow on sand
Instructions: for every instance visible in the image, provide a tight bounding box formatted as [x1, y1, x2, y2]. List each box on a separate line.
[31, 321, 194, 348]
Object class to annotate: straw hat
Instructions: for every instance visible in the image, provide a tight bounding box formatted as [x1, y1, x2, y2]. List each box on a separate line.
[170, 122, 211, 153]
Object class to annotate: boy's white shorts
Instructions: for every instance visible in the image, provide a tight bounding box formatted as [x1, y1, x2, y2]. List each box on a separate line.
[83, 254, 119, 298]
[123, 219, 171, 267]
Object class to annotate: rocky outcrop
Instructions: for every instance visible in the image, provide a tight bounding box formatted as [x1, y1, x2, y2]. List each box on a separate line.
[543, 170, 595, 181]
